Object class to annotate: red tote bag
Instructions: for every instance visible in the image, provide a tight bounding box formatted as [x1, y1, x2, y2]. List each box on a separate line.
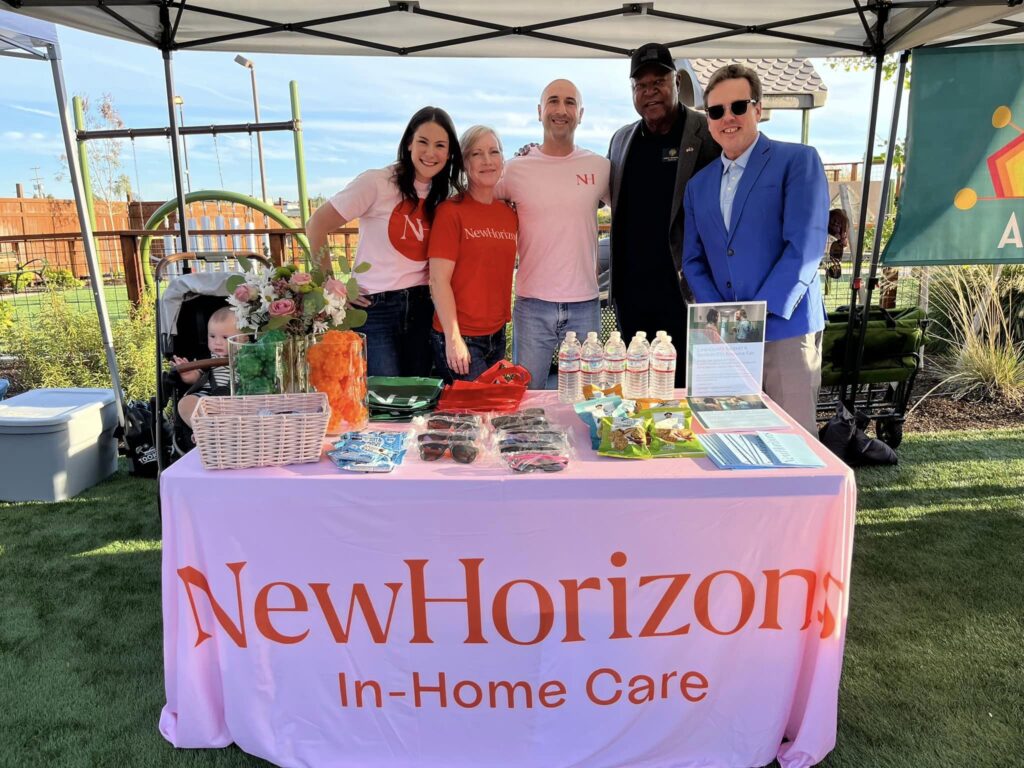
[435, 361, 531, 413]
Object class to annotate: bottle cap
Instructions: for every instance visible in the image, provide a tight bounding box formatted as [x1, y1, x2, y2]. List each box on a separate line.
[586, 331, 598, 341]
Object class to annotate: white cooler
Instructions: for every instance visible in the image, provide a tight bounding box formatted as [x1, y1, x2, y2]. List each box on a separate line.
[0, 388, 119, 502]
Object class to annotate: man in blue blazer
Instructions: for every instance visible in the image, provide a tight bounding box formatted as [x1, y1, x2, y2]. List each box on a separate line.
[682, 63, 828, 433]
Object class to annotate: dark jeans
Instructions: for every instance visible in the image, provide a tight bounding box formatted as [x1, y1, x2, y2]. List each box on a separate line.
[362, 286, 434, 377]
[430, 327, 507, 384]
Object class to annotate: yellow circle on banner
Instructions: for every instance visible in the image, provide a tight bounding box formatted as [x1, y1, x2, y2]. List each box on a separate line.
[992, 106, 1012, 129]
[954, 188, 978, 210]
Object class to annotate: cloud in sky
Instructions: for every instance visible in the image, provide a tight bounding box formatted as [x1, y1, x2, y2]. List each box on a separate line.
[0, 25, 905, 202]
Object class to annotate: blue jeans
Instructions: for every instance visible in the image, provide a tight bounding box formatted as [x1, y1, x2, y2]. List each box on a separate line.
[512, 296, 601, 390]
[430, 327, 507, 384]
[361, 286, 434, 377]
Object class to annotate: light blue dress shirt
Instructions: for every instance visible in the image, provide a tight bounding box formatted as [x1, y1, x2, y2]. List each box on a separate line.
[719, 135, 759, 233]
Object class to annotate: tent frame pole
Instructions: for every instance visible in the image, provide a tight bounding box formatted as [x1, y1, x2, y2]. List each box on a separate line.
[48, 41, 127, 431]
[154, 5, 190, 478]
[850, 50, 910, 390]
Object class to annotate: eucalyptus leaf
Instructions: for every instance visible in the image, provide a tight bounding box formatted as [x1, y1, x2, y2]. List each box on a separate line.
[266, 315, 288, 331]
[225, 275, 244, 293]
[311, 269, 325, 285]
[346, 278, 361, 302]
[343, 308, 368, 330]
[354, 261, 372, 274]
[236, 255, 253, 273]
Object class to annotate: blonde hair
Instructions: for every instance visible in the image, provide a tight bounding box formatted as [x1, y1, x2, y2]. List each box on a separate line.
[460, 125, 503, 157]
[209, 307, 238, 328]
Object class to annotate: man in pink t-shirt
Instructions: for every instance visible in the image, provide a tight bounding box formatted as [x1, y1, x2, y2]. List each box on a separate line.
[496, 79, 610, 389]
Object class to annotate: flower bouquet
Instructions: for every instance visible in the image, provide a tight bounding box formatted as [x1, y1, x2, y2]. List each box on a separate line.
[225, 255, 371, 432]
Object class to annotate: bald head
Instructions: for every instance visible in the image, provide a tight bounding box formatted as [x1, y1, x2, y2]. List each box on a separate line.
[537, 79, 583, 155]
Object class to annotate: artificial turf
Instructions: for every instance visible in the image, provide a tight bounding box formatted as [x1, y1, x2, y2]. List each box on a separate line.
[1, 428, 1022, 767]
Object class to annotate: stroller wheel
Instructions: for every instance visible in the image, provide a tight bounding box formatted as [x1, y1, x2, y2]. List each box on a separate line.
[876, 417, 904, 449]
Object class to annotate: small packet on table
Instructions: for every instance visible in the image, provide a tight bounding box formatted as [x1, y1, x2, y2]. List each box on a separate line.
[598, 416, 653, 459]
[583, 383, 623, 400]
[645, 409, 705, 459]
[574, 396, 623, 449]
[328, 430, 411, 473]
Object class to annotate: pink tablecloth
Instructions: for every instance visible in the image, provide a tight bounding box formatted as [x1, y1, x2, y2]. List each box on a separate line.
[160, 391, 856, 768]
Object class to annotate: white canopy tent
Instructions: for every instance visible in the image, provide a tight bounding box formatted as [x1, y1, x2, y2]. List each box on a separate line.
[0, 9, 125, 427]
[3, 1, 1023, 57]
[3, 1, 1024, 442]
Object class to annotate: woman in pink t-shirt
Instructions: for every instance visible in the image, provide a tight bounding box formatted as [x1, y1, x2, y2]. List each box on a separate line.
[306, 107, 464, 377]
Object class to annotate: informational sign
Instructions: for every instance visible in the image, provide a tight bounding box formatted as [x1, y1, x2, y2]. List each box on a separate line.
[685, 301, 766, 397]
[883, 45, 1024, 266]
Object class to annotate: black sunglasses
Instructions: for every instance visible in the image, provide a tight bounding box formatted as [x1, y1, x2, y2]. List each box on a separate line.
[418, 440, 479, 464]
[705, 99, 758, 121]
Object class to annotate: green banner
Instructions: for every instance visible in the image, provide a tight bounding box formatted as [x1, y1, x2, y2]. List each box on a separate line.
[883, 45, 1024, 266]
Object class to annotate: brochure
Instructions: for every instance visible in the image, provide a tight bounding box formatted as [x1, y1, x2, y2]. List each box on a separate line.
[697, 432, 826, 470]
[688, 394, 787, 431]
[686, 301, 767, 397]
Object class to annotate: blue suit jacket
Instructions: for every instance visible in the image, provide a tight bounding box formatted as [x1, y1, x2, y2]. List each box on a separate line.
[682, 134, 828, 342]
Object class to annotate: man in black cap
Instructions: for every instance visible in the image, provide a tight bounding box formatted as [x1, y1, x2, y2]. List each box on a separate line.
[607, 42, 720, 386]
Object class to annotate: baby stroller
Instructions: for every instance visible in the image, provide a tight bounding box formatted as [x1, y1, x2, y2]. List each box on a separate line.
[155, 251, 271, 465]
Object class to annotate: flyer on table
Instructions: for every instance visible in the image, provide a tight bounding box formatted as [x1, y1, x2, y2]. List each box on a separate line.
[686, 301, 766, 397]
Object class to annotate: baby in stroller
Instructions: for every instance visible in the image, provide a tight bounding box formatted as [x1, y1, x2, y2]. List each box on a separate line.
[173, 306, 246, 427]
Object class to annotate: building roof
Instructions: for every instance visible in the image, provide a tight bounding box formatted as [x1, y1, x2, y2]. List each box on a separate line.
[680, 58, 829, 110]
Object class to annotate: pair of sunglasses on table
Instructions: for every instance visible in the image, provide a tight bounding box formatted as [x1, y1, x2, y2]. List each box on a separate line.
[491, 408, 548, 430]
[416, 431, 480, 464]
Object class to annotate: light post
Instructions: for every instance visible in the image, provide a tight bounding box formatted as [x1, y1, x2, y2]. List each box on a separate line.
[173, 95, 192, 193]
[234, 54, 268, 202]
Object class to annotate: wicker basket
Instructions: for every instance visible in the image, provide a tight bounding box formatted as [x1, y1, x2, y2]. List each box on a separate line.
[192, 393, 329, 470]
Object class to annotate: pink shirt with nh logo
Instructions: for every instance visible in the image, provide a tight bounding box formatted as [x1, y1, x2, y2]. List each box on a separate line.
[329, 167, 432, 294]
[496, 147, 610, 303]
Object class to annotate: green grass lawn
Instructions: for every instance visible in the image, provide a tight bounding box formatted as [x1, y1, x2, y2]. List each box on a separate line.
[2, 285, 136, 326]
[1, 429, 1022, 767]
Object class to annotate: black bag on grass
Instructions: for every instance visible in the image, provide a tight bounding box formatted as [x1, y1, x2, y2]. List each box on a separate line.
[819, 404, 898, 467]
[123, 399, 171, 477]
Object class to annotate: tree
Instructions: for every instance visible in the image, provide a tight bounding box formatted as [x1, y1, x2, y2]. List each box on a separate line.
[825, 55, 912, 90]
[57, 92, 132, 229]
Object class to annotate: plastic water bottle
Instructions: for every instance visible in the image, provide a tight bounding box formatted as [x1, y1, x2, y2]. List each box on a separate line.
[650, 335, 677, 399]
[603, 331, 627, 391]
[649, 330, 667, 395]
[625, 332, 650, 399]
[580, 332, 605, 391]
[557, 331, 583, 403]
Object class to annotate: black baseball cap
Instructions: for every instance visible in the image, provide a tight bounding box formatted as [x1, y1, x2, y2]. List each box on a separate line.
[630, 43, 676, 78]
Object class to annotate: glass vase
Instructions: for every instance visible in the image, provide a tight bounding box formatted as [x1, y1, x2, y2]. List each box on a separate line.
[306, 331, 369, 435]
[228, 333, 313, 395]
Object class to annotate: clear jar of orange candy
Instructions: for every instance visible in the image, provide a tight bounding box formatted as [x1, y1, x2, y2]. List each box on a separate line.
[306, 330, 369, 435]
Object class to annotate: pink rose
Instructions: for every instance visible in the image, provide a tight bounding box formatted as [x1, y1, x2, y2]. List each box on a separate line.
[290, 272, 313, 288]
[233, 284, 252, 302]
[268, 299, 296, 317]
[324, 277, 347, 298]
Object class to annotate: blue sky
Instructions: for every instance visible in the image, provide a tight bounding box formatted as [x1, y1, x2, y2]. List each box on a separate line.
[1, 26, 905, 203]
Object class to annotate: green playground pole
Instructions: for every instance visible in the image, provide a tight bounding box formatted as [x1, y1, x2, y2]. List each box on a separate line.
[290, 81, 310, 229]
[72, 96, 97, 232]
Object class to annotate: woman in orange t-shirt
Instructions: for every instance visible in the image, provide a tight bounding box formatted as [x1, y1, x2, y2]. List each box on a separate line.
[427, 126, 519, 382]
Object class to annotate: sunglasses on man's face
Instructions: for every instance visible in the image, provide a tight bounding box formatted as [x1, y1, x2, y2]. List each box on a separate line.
[705, 99, 758, 121]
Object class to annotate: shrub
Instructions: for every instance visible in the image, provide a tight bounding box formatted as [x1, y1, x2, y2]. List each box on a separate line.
[0, 290, 156, 401]
[42, 267, 81, 291]
[928, 265, 1024, 404]
[0, 301, 13, 336]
